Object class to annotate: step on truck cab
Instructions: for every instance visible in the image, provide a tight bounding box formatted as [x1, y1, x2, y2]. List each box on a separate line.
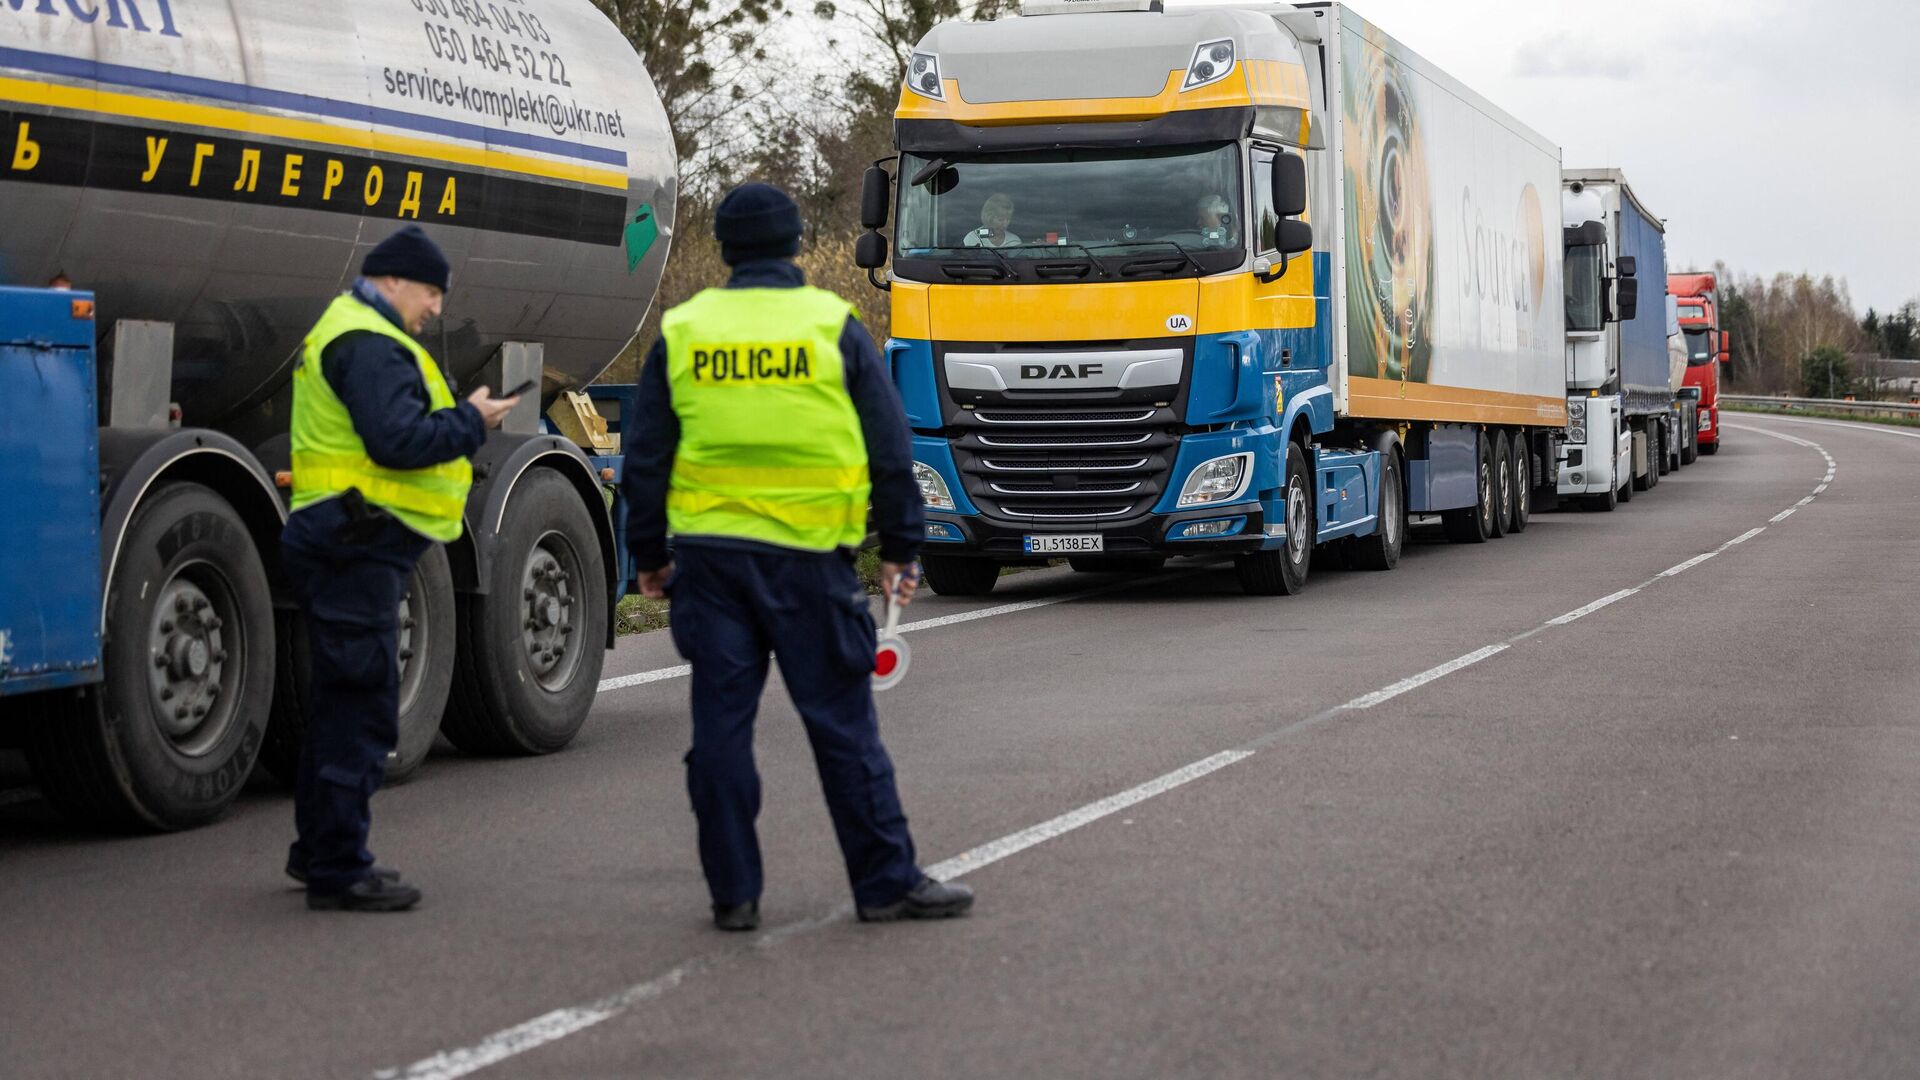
[1669, 272, 1731, 455]
[1559, 170, 1675, 509]
[857, 0, 1567, 597]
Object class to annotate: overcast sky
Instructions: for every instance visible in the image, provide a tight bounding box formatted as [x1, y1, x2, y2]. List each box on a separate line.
[1159, 0, 1918, 314]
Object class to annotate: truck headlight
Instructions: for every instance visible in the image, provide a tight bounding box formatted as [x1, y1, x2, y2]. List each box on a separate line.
[1177, 453, 1251, 507]
[1182, 39, 1236, 91]
[1567, 400, 1587, 422]
[906, 52, 944, 100]
[1569, 425, 1586, 444]
[1698, 410, 1713, 432]
[913, 461, 955, 510]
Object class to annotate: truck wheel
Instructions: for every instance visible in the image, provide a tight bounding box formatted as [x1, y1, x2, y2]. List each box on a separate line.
[1585, 479, 1619, 512]
[1657, 419, 1674, 476]
[921, 554, 1000, 596]
[1067, 556, 1165, 574]
[1442, 432, 1494, 543]
[1508, 436, 1533, 534]
[1489, 432, 1513, 539]
[24, 482, 273, 830]
[1681, 424, 1698, 465]
[1349, 448, 1404, 571]
[262, 545, 455, 786]
[1699, 439, 1718, 456]
[1235, 442, 1313, 595]
[443, 470, 607, 756]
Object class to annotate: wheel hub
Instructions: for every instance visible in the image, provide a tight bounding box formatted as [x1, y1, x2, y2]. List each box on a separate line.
[145, 576, 232, 751]
[519, 538, 582, 690]
[1286, 480, 1309, 561]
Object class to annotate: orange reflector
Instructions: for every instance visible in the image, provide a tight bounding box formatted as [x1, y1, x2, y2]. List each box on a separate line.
[274, 471, 293, 489]
[71, 298, 95, 320]
[599, 467, 616, 482]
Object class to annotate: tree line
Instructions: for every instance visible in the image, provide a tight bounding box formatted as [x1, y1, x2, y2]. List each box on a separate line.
[592, 3, 1915, 401]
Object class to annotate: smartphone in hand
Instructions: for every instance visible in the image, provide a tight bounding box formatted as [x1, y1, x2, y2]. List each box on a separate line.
[501, 379, 536, 399]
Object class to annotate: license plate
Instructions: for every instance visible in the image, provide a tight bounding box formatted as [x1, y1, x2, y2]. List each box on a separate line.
[1023, 534, 1104, 554]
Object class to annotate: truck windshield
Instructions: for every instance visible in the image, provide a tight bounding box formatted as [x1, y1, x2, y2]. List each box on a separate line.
[1565, 245, 1604, 331]
[1685, 328, 1715, 365]
[894, 144, 1245, 282]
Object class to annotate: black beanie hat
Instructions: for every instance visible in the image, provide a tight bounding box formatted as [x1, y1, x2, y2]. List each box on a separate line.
[361, 225, 451, 291]
[714, 182, 804, 266]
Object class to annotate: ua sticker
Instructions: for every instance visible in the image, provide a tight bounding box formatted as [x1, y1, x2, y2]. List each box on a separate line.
[1166, 314, 1193, 332]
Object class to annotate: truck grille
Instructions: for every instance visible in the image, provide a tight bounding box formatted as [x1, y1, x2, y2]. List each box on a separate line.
[951, 403, 1176, 523]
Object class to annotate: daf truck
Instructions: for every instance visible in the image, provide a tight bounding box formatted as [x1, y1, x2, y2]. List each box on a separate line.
[1558, 169, 1673, 510]
[855, 0, 1566, 597]
[0, 0, 677, 830]
[1669, 272, 1730, 455]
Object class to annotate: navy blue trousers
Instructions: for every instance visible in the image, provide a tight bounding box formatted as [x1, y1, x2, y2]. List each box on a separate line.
[667, 544, 921, 909]
[281, 504, 427, 893]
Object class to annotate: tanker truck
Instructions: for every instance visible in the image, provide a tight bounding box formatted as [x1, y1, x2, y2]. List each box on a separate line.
[853, 0, 1566, 597]
[0, 0, 677, 830]
[1669, 272, 1730, 455]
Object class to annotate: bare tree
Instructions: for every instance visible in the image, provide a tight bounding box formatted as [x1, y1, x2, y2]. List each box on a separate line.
[595, 1, 796, 193]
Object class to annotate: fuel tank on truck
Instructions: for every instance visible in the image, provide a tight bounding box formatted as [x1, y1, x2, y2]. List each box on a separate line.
[0, 0, 676, 446]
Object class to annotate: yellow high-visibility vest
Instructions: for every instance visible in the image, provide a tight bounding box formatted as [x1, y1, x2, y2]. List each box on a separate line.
[663, 286, 870, 552]
[290, 293, 473, 541]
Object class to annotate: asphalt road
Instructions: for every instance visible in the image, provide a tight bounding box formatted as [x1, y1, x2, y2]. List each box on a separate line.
[3, 412, 1917, 1080]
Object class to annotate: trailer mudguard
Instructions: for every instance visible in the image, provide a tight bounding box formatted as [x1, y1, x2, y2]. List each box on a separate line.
[460, 432, 620, 645]
[98, 428, 289, 616]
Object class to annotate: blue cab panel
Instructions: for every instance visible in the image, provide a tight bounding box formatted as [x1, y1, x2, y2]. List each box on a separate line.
[1, 287, 103, 695]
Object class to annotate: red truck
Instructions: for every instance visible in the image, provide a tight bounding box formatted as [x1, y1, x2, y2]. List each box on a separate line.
[1669, 273, 1731, 455]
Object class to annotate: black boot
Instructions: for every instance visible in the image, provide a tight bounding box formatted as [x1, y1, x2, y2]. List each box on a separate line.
[857, 877, 975, 923]
[287, 863, 401, 887]
[308, 873, 422, 912]
[712, 901, 759, 932]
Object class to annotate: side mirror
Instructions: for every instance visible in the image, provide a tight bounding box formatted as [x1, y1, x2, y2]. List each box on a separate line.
[1615, 277, 1640, 322]
[1272, 152, 1307, 218]
[1277, 219, 1312, 256]
[860, 166, 891, 231]
[1617, 255, 1637, 279]
[1719, 330, 1730, 355]
[854, 230, 888, 270]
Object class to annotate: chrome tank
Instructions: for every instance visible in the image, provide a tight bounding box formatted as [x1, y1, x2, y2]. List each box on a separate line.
[0, 0, 676, 444]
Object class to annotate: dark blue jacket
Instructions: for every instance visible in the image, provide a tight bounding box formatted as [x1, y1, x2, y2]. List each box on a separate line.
[621, 259, 923, 572]
[283, 279, 487, 557]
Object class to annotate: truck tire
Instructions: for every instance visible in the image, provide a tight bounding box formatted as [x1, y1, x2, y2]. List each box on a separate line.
[1349, 447, 1404, 571]
[1067, 556, 1165, 574]
[1489, 431, 1513, 539]
[1235, 442, 1313, 595]
[1681, 423, 1698, 465]
[442, 470, 607, 756]
[1508, 435, 1533, 534]
[1633, 427, 1656, 492]
[24, 482, 274, 831]
[921, 554, 1000, 596]
[261, 545, 455, 786]
[1442, 432, 1494, 544]
[1700, 439, 1718, 456]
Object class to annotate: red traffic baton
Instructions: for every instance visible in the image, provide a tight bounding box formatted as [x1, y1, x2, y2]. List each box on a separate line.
[872, 565, 915, 692]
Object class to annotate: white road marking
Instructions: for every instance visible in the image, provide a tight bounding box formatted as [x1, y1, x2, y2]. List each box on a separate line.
[1727, 414, 1920, 440]
[1341, 645, 1510, 709]
[380, 424, 1839, 1080]
[923, 750, 1254, 882]
[1546, 588, 1640, 626]
[595, 574, 1185, 694]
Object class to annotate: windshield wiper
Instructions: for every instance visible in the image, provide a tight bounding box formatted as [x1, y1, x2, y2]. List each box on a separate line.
[1090, 240, 1207, 277]
[1030, 240, 1110, 279]
[921, 244, 1016, 281]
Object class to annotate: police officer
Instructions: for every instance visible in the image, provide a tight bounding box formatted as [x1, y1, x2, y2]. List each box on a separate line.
[623, 183, 975, 931]
[283, 225, 517, 912]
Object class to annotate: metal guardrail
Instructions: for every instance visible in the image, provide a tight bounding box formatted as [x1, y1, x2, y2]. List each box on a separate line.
[1721, 395, 1920, 419]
